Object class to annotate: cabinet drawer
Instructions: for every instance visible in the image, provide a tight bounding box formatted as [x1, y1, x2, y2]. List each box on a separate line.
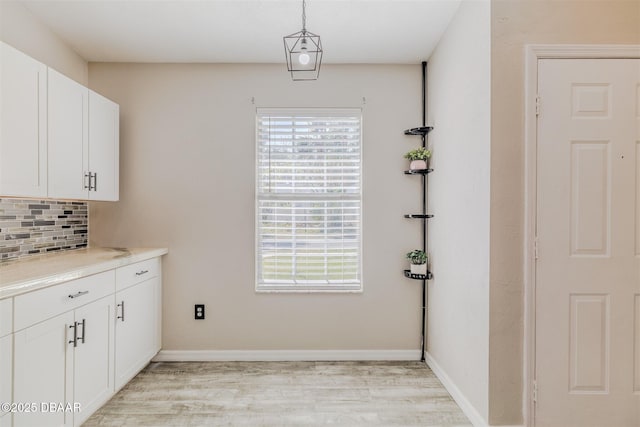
[116, 258, 160, 291]
[14, 270, 115, 331]
[0, 299, 12, 337]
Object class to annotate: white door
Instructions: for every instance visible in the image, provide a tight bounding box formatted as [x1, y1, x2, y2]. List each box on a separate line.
[536, 58, 640, 427]
[48, 68, 88, 200]
[13, 312, 74, 427]
[88, 90, 119, 201]
[0, 42, 47, 198]
[114, 278, 158, 390]
[72, 296, 114, 426]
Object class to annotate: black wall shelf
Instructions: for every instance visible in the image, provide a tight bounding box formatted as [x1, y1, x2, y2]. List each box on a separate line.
[404, 126, 434, 136]
[402, 61, 431, 363]
[404, 169, 433, 175]
[404, 214, 434, 219]
[403, 270, 433, 280]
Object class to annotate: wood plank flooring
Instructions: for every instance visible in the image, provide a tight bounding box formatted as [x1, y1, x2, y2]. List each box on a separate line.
[83, 361, 471, 426]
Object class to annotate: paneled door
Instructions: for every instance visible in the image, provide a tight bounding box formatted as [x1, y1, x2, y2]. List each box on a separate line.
[536, 59, 640, 426]
[114, 278, 159, 390]
[48, 68, 88, 200]
[72, 296, 114, 427]
[13, 312, 74, 427]
[0, 42, 47, 198]
[88, 90, 119, 201]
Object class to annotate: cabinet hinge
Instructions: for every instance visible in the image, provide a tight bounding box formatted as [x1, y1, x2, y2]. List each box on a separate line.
[535, 95, 541, 116]
[533, 380, 538, 403]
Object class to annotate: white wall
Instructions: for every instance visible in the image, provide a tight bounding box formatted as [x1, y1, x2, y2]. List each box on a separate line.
[89, 63, 429, 354]
[427, 0, 491, 424]
[0, 1, 87, 85]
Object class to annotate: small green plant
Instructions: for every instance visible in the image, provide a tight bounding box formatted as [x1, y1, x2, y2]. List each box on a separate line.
[404, 147, 431, 161]
[406, 249, 427, 265]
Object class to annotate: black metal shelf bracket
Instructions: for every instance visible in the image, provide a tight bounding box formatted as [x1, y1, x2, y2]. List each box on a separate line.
[404, 168, 433, 175]
[403, 270, 433, 281]
[404, 214, 434, 219]
[403, 126, 434, 136]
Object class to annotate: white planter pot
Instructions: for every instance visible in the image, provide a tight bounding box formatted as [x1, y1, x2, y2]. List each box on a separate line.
[410, 263, 427, 275]
[410, 160, 427, 170]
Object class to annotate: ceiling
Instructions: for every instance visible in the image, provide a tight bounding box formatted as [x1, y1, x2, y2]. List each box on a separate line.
[21, 0, 462, 64]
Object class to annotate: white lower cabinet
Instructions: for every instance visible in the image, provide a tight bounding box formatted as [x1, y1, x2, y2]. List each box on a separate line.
[115, 276, 160, 390]
[12, 272, 116, 427]
[13, 311, 74, 427]
[6, 256, 162, 426]
[0, 334, 12, 427]
[72, 296, 115, 426]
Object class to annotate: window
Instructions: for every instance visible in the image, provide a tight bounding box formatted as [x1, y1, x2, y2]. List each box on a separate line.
[256, 108, 362, 292]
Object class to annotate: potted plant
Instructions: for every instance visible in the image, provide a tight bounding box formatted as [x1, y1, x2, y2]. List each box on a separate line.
[406, 249, 427, 275]
[404, 147, 431, 170]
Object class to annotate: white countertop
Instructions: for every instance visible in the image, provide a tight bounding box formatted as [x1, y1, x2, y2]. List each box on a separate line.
[0, 247, 168, 299]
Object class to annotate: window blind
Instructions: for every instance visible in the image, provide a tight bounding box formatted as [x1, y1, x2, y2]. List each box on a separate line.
[256, 109, 362, 292]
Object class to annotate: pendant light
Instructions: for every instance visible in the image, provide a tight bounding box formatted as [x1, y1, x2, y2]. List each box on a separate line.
[283, 0, 323, 81]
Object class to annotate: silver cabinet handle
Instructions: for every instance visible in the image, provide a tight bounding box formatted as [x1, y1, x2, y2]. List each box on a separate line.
[68, 290, 89, 299]
[79, 318, 86, 344]
[135, 270, 149, 276]
[84, 172, 91, 189]
[117, 301, 125, 322]
[93, 172, 98, 191]
[69, 322, 78, 347]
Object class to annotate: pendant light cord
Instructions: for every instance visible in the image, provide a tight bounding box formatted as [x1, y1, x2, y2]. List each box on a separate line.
[302, 0, 307, 32]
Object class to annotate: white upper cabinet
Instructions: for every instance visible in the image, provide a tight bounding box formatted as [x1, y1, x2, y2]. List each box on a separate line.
[0, 42, 48, 198]
[48, 69, 119, 201]
[1, 42, 119, 201]
[88, 91, 119, 201]
[48, 68, 88, 200]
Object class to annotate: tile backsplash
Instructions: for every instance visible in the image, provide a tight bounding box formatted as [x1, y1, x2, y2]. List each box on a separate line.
[0, 198, 88, 262]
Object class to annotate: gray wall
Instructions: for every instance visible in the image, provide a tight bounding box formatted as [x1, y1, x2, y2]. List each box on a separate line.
[88, 63, 428, 352]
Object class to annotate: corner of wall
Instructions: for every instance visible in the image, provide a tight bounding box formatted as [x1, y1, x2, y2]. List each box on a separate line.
[0, 0, 88, 84]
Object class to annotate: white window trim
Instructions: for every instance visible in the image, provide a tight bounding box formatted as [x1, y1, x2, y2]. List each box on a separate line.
[255, 107, 363, 293]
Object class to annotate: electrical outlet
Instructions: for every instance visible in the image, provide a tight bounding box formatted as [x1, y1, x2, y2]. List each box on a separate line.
[194, 304, 205, 320]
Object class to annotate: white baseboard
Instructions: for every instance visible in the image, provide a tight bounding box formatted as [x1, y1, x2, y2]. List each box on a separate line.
[424, 351, 489, 427]
[153, 349, 421, 362]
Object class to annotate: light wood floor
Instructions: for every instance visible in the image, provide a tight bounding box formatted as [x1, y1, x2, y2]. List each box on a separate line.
[83, 361, 471, 426]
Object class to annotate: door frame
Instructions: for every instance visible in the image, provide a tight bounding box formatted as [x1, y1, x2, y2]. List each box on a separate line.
[523, 44, 640, 427]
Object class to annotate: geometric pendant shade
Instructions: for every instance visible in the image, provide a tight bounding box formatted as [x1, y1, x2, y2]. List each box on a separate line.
[283, 0, 322, 80]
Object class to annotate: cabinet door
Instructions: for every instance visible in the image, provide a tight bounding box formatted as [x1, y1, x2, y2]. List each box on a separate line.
[0, 42, 47, 198]
[114, 277, 159, 390]
[88, 91, 119, 201]
[72, 296, 114, 427]
[48, 68, 88, 200]
[13, 312, 74, 427]
[0, 334, 12, 426]
[0, 412, 11, 427]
